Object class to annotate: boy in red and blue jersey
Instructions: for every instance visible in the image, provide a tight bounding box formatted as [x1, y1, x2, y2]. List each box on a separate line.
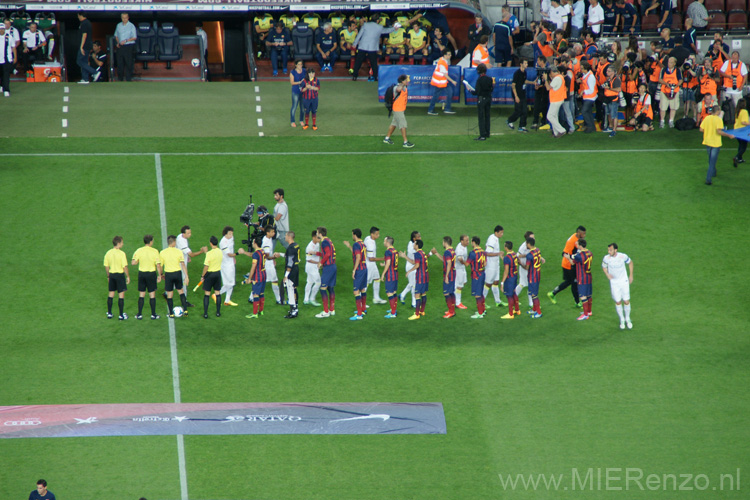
[300, 68, 320, 130]
[431, 236, 456, 319]
[380, 236, 399, 318]
[245, 238, 267, 319]
[567, 238, 593, 320]
[343, 228, 368, 320]
[521, 236, 545, 318]
[500, 240, 520, 319]
[315, 226, 337, 318]
[405, 239, 429, 320]
[466, 236, 487, 319]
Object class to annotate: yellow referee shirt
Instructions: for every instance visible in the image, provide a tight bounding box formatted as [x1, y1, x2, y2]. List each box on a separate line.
[160, 247, 185, 273]
[204, 247, 223, 272]
[132, 246, 161, 272]
[104, 248, 127, 273]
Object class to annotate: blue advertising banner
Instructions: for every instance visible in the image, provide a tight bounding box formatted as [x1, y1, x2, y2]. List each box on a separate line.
[378, 65, 462, 103]
[463, 67, 538, 106]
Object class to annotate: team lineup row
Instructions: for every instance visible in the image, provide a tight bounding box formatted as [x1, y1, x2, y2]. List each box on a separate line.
[102, 224, 635, 328]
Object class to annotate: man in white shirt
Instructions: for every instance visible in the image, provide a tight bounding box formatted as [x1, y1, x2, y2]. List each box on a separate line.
[541, 0, 552, 22]
[515, 231, 536, 309]
[273, 188, 290, 249]
[261, 226, 282, 304]
[571, 0, 586, 38]
[304, 230, 321, 306]
[175, 225, 207, 307]
[454, 235, 470, 309]
[364, 226, 386, 304]
[399, 231, 421, 308]
[549, 0, 568, 31]
[601, 242, 634, 329]
[587, 0, 605, 36]
[720, 51, 748, 108]
[219, 226, 238, 306]
[22, 22, 46, 72]
[483, 225, 507, 307]
[0, 24, 16, 96]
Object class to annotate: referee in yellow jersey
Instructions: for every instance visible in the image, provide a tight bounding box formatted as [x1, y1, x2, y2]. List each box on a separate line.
[104, 235, 130, 320]
[200, 236, 224, 318]
[160, 235, 190, 317]
[131, 234, 163, 320]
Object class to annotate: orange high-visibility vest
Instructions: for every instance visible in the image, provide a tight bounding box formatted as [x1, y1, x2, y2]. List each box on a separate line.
[472, 45, 489, 66]
[549, 74, 567, 102]
[431, 58, 449, 88]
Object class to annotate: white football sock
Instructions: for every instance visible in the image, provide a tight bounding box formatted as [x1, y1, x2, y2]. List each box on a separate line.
[455, 290, 462, 305]
[225, 287, 233, 303]
[286, 281, 296, 306]
[312, 282, 321, 301]
[623, 304, 631, 321]
[492, 285, 501, 303]
[615, 304, 625, 321]
[272, 283, 281, 302]
[373, 280, 382, 300]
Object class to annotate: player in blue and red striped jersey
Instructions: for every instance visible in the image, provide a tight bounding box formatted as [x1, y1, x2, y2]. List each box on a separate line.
[244, 238, 267, 319]
[566, 238, 593, 320]
[431, 236, 456, 319]
[500, 240, 520, 319]
[300, 68, 320, 130]
[403, 239, 429, 320]
[315, 226, 337, 318]
[343, 228, 368, 321]
[521, 236, 545, 319]
[466, 236, 487, 319]
[380, 236, 399, 318]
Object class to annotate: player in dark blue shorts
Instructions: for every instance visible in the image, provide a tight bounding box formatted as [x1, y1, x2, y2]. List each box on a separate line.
[344, 228, 369, 321]
[501, 240, 520, 319]
[315, 226, 337, 318]
[381, 236, 399, 318]
[466, 236, 487, 318]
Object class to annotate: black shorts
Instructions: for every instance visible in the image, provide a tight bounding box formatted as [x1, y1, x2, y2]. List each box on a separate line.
[287, 267, 299, 287]
[203, 271, 222, 292]
[138, 271, 158, 293]
[164, 271, 183, 292]
[108, 272, 127, 293]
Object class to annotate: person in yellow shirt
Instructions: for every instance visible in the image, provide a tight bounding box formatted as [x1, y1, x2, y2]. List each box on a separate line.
[131, 234, 163, 320]
[279, 13, 299, 30]
[339, 21, 358, 67]
[104, 235, 130, 320]
[732, 98, 749, 167]
[200, 236, 224, 318]
[700, 105, 733, 185]
[253, 13, 274, 58]
[407, 23, 429, 64]
[384, 24, 406, 62]
[160, 235, 190, 318]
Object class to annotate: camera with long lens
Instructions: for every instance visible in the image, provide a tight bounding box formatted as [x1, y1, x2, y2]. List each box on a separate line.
[239, 195, 266, 250]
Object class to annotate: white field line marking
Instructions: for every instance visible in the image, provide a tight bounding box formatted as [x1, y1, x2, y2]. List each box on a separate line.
[63, 96, 69, 102]
[61, 119, 67, 128]
[63, 106, 68, 113]
[255, 85, 260, 92]
[256, 105, 261, 113]
[64, 86, 69, 93]
[257, 118, 263, 127]
[256, 95, 261, 102]
[154, 153, 189, 500]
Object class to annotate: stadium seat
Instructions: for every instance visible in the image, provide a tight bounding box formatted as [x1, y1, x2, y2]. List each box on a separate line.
[10, 11, 30, 30]
[135, 23, 158, 69]
[704, 0, 724, 11]
[682, 0, 696, 10]
[727, 11, 748, 30]
[641, 14, 659, 32]
[337, 28, 353, 65]
[157, 22, 182, 69]
[672, 12, 683, 30]
[725, 0, 746, 10]
[707, 12, 726, 31]
[292, 23, 314, 61]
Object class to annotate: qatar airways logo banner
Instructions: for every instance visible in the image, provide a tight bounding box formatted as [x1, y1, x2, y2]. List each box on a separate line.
[0, 402, 446, 438]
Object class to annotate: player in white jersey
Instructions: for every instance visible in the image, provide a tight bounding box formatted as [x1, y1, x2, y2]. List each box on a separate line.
[602, 242, 634, 329]
[454, 234, 469, 309]
[515, 230, 535, 309]
[261, 226, 282, 303]
[304, 230, 322, 305]
[219, 226, 238, 306]
[175, 225, 207, 306]
[399, 231, 421, 308]
[483, 225, 507, 307]
[364, 226, 387, 304]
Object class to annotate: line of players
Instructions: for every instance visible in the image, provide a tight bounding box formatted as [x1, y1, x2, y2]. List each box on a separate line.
[104, 223, 634, 328]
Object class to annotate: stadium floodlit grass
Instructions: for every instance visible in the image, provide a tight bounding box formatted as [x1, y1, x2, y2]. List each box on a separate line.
[1, 81, 750, 500]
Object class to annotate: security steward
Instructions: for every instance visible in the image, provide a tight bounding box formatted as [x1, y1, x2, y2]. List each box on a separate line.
[472, 63, 495, 140]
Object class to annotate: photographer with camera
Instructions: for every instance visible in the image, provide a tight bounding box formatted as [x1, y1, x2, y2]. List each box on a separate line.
[658, 56, 682, 128]
[681, 56, 698, 119]
[544, 65, 568, 137]
[630, 82, 654, 131]
[705, 35, 729, 73]
[531, 56, 550, 130]
[719, 51, 747, 108]
[620, 60, 640, 124]
[696, 58, 718, 110]
[580, 60, 598, 133]
[601, 65, 621, 136]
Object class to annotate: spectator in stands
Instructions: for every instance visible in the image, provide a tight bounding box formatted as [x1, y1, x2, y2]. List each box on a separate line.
[570, 0, 586, 39]
[643, 0, 672, 33]
[531, 56, 550, 129]
[683, 18, 697, 54]
[467, 13, 489, 56]
[406, 23, 429, 65]
[351, 13, 396, 82]
[289, 60, 305, 128]
[89, 40, 107, 82]
[253, 12, 273, 58]
[586, 0, 605, 38]
[659, 28, 674, 55]
[602, 0, 617, 35]
[76, 11, 96, 85]
[384, 21, 407, 63]
[314, 22, 337, 72]
[659, 56, 682, 128]
[339, 21, 358, 69]
[614, 0, 639, 35]
[21, 22, 46, 73]
[430, 27, 449, 64]
[550, 0, 569, 31]
[720, 51, 748, 107]
[267, 22, 292, 76]
[733, 98, 748, 167]
[0, 24, 16, 96]
[493, 10, 513, 67]
[114, 13, 136, 82]
[686, 0, 709, 33]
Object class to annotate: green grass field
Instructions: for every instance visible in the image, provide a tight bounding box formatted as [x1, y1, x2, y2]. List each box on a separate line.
[1, 81, 749, 500]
